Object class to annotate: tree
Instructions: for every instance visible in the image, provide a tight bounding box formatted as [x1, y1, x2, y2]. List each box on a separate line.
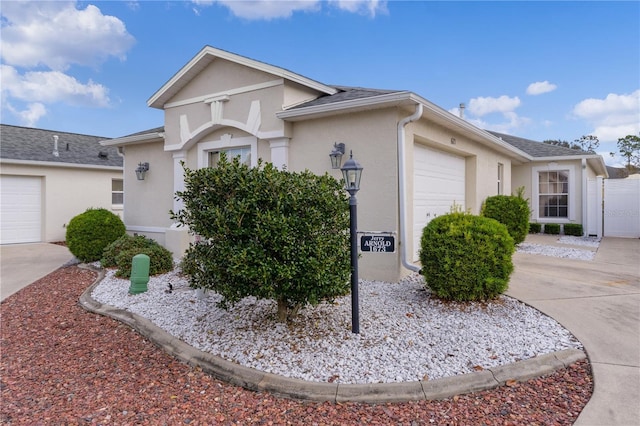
[543, 139, 576, 149]
[611, 134, 640, 171]
[574, 135, 600, 153]
[172, 155, 351, 322]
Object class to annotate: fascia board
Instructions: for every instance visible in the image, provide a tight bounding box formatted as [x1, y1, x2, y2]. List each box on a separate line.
[276, 91, 416, 120]
[148, 46, 336, 109]
[99, 132, 164, 147]
[411, 93, 532, 162]
[277, 91, 531, 163]
[532, 155, 609, 177]
[0, 158, 123, 171]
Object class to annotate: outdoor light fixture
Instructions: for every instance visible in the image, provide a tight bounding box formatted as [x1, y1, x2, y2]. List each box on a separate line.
[135, 162, 150, 180]
[329, 142, 346, 169]
[341, 151, 363, 333]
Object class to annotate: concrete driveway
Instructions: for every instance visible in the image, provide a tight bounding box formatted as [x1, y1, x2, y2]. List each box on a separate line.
[508, 236, 640, 426]
[0, 243, 74, 302]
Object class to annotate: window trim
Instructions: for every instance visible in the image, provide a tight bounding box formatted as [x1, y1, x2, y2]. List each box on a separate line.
[111, 178, 124, 208]
[532, 164, 576, 222]
[197, 134, 257, 169]
[497, 162, 504, 195]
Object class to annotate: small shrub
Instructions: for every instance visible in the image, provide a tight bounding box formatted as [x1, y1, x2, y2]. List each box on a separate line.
[419, 212, 515, 301]
[66, 208, 125, 262]
[564, 223, 583, 236]
[102, 234, 173, 277]
[544, 223, 561, 235]
[481, 188, 531, 245]
[529, 223, 542, 233]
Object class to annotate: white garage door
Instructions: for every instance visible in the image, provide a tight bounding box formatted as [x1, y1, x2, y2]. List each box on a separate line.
[413, 145, 465, 261]
[0, 176, 42, 244]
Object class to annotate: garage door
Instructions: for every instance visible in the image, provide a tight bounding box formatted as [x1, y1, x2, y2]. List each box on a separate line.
[413, 145, 465, 261]
[0, 176, 42, 244]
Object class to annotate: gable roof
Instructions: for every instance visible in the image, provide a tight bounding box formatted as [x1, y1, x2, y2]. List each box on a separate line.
[0, 124, 123, 168]
[488, 130, 608, 177]
[289, 86, 406, 109]
[487, 131, 592, 157]
[147, 45, 337, 109]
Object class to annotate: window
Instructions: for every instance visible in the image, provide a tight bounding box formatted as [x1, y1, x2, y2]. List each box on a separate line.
[209, 146, 251, 167]
[197, 135, 257, 169]
[497, 163, 504, 195]
[112, 179, 123, 205]
[538, 171, 568, 218]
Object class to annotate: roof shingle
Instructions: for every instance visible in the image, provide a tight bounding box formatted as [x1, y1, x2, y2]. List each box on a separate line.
[0, 124, 122, 167]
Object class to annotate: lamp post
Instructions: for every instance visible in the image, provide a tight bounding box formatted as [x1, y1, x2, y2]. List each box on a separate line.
[341, 151, 363, 334]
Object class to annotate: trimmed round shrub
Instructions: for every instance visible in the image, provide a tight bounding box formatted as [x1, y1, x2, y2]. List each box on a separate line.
[65, 208, 125, 262]
[481, 192, 531, 245]
[419, 212, 515, 301]
[102, 234, 173, 277]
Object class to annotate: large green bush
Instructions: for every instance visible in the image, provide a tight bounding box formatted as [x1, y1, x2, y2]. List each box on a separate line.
[172, 156, 351, 322]
[101, 234, 174, 277]
[419, 212, 515, 301]
[481, 188, 531, 245]
[66, 208, 125, 262]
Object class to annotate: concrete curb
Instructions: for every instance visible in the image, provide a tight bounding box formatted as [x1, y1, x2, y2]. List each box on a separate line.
[78, 266, 587, 403]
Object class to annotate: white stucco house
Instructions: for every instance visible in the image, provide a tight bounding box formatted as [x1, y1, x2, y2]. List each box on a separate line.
[101, 46, 608, 282]
[0, 124, 123, 244]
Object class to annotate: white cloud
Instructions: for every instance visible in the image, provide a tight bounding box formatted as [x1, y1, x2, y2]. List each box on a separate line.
[5, 102, 48, 127]
[526, 81, 557, 95]
[467, 95, 521, 117]
[331, 0, 388, 17]
[1, 65, 110, 107]
[0, 1, 135, 71]
[0, 1, 133, 126]
[213, 0, 321, 20]
[573, 90, 640, 142]
[194, 0, 386, 20]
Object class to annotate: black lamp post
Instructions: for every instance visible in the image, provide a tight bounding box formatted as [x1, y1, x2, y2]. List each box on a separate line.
[341, 151, 363, 334]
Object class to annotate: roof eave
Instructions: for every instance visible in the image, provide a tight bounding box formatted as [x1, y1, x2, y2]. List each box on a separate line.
[100, 132, 165, 147]
[0, 158, 123, 171]
[147, 46, 337, 110]
[278, 91, 532, 163]
[531, 154, 609, 177]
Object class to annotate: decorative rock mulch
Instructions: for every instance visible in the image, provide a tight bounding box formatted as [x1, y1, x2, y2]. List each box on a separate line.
[1, 266, 593, 425]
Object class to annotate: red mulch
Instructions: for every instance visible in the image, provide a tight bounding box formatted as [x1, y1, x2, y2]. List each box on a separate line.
[1, 266, 593, 425]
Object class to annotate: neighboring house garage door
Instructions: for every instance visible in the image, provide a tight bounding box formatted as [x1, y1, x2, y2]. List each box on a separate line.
[0, 176, 42, 244]
[413, 144, 465, 261]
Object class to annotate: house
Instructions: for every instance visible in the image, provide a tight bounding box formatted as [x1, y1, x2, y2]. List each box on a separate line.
[0, 124, 123, 244]
[489, 131, 608, 238]
[101, 46, 608, 283]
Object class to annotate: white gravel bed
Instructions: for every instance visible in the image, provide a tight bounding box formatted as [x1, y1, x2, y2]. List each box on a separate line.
[516, 243, 596, 260]
[92, 266, 582, 385]
[557, 235, 601, 247]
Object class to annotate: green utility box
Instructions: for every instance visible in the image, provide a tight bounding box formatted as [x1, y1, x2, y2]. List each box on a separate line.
[129, 253, 150, 294]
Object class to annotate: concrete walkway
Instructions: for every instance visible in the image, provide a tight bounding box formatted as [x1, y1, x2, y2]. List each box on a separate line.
[507, 236, 640, 426]
[0, 243, 73, 302]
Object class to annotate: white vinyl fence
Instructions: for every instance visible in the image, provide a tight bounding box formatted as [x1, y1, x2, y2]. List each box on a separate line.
[603, 178, 640, 238]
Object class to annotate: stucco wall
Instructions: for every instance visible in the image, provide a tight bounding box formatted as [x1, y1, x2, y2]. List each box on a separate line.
[512, 159, 586, 224]
[284, 108, 402, 282]
[121, 141, 174, 241]
[1, 163, 122, 242]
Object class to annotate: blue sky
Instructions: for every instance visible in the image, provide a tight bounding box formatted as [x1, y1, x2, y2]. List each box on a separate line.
[1, 0, 638, 166]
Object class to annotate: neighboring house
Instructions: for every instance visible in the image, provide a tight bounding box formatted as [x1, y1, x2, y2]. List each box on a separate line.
[488, 131, 608, 237]
[102, 46, 608, 282]
[0, 124, 123, 244]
